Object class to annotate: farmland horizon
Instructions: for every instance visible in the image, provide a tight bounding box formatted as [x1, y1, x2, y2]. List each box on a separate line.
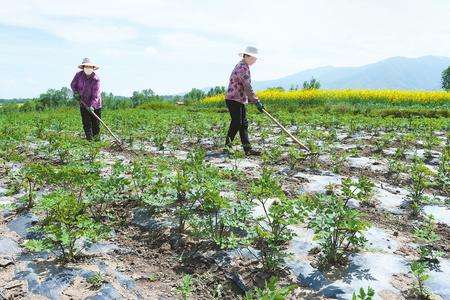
[1, 54, 449, 101]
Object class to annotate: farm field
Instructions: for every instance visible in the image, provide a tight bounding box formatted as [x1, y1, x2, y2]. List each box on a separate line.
[0, 91, 449, 299]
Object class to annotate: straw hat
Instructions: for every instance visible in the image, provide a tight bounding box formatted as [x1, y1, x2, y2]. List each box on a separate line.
[239, 46, 259, 59]
[78, 58, 99, 70]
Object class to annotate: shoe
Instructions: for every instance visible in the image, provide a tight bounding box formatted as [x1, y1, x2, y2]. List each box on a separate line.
[244, 148, 261, 156]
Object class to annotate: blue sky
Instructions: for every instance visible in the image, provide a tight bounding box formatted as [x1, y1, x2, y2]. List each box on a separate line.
[1, 0, 449, 98]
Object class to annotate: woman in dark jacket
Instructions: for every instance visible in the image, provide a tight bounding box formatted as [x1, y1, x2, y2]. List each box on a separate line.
[225, 46, 264, 156]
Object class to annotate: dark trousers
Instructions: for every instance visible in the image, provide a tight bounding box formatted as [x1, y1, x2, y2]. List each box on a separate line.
[80, 106, 101, 140]
[225, 99, 251, 150]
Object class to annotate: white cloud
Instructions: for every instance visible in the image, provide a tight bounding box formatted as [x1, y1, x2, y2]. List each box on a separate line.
[102, 48, 123, 57]
[144, 46, 158, 55]
[51, 23, 138, 43]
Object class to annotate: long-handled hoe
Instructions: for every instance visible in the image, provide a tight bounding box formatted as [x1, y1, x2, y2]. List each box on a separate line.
[262, 108, 318, 156]
[79, 100, 125, 150]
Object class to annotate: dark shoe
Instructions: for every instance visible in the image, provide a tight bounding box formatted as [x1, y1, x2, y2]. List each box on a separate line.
[244, 148, 261, 156]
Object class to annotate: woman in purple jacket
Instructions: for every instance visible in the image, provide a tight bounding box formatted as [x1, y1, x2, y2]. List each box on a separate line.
[71, 58, 102, 141]
[225, 46, 264, 156]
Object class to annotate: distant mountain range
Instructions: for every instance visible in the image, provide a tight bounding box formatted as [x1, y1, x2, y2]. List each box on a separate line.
[253, 55, 450, 91]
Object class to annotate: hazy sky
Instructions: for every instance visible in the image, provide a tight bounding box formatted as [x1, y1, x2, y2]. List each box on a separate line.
[1, 0, 449, 98]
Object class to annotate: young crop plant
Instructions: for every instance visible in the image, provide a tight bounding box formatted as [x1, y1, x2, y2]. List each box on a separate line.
[413, 214, 443, 263]
[287, 146, 307, 170]
[352, 286, 375, 300]
[330, 151, 347, 174]
[410, 260, 432, 299]
[261, 145, 283, 166]
[152, 127, 170, 151]
[84, 161, 130, 222]
[87, 272, 106, 289]
[244, 277, 296, 300]
[19, 162, 52, 209]
[342, 176, 376, 207]
[422, 131, 440, 161]
[227, 146, 246, 176]
[189, 184, 252, 250]
[24, 191, 109, 262]
[307, 189, 369, 266]
[129, 157, 156, 202]
[177, 274, 193, 300]
[387, 158, 407, 183]
[250, 168, 306, 271]
[407, 158, 432, 216]
[47, 134, 76, 164]
[435, 148, 449, 195]
[373, 133, 395, 153]
[168, 149, 221, 236]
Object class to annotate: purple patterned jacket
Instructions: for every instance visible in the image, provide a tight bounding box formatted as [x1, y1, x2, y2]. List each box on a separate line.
[70, 71, 102, 109]
[225, 60, 258, 104]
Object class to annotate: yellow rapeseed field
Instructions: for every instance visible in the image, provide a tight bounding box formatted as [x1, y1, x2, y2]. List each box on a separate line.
[201, 89, 450, 106]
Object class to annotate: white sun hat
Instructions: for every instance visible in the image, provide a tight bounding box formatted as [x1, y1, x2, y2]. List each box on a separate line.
[239, 46, 259, 59]
[78, 58, 99, 70]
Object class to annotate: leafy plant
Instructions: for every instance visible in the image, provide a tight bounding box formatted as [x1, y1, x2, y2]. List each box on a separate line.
[342, 176, 375, 206]
[152, 126, 170, 151]
[250, 168, 306, 271]
[330, 151, 347, 174]
[244, 277, 296, 300]
[407, 158, 432, 216]
[307, 192, 369, 266]
[261, 146, 283, 166]
[413, 214, 443, 262]
[19, 162, 51, 209]
[373, 133, 394, 153]
[87, 272, 106, 289]
[287, 146, 307, 170]
[387, 158, 407, 183]
[435, 148, 449, 195]
[177, 274, 193, 300]
[410, 260, 431, 299]
[85, 161, 130, 222]
[190, 186, 252, 249]
[228, 146, 246, 175]
[422, 132, 440, 161]
[352, 286, 375, 300]
[24, 191, 109, 262]
[46, 134, 75, 164]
